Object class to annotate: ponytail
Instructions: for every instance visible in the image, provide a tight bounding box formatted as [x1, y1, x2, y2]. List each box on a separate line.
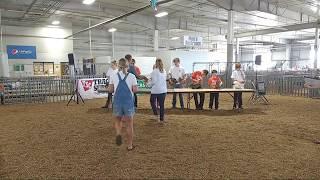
[118, 58, 128, 74]
[156, 58, 164, 73]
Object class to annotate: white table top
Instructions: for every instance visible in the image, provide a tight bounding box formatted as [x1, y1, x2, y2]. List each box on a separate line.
[138, 88, 255, 93]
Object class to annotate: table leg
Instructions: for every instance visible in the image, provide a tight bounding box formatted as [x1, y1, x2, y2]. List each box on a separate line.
[187, 92, 190, 109]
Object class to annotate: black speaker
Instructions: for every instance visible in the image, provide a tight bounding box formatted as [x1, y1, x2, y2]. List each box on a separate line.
[68, 53, 75, 65]
[255, 55, 261, 65]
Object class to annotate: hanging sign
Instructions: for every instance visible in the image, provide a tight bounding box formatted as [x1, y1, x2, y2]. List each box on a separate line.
[183, 36, 203, 47]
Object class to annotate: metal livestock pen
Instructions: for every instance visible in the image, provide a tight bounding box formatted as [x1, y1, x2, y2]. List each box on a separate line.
[0, 75, 103, 104]
[0, 72, 319, 105]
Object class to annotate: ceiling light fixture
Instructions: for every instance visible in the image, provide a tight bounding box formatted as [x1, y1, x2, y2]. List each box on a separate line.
[47, 25, 60, 28]
[155, 12, 168, 18]
[52, 20, 60, 25]
[273, 27, 288, 31]
[170, 37, 180, 40]
[108, 28, 117, 32]
[82, 0, 96, 5]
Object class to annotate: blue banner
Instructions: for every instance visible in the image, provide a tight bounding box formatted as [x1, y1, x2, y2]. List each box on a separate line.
[7, 45, 37, 59]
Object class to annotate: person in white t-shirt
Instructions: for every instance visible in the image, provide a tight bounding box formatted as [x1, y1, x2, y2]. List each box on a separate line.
[231, 63, 246, 109]
[108, 58, 138, 151]
[148, 58, 167, 123]
[168, 58, 186, 109]
[102, 60, 118, 108]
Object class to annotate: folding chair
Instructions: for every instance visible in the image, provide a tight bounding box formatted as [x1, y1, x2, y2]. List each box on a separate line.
[249, 81, 269, 105]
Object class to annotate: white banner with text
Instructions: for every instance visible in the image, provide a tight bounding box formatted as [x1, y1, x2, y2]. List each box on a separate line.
[78, 78, 108, 99]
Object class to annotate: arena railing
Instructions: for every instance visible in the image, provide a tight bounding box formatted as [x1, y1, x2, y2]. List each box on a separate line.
[0, 72, 319, 105]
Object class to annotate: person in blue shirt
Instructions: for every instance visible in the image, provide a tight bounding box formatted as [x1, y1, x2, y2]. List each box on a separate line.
[125, 54, 139, 108]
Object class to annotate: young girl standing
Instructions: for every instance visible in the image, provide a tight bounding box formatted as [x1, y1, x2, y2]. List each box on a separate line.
[208, 70, 222, 110]
[108, 58, 138, 151]
[231, 63, 246, 109]
[148, 59, 167, 123]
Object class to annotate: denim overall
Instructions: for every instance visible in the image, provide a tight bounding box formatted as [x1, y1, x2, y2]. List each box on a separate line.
[113, 73, 135, 117]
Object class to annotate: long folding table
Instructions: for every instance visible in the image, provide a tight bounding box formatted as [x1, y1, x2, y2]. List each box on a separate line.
[138, 88, 255, 109]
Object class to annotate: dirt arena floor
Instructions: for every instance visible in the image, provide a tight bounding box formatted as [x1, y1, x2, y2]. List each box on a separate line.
[0, 94, 320, 179]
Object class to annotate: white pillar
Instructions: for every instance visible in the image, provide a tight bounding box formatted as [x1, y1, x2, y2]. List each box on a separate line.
[154, 30, 159, 51]
[0, 9, 2, 53]
[111, 31, 115, 58]
[235, 38, 239, 62]
[226, 10, 234, 87]
[227, 11, 234, 46]
[89, 18, 93, 58]
[286, 43, 292, 68]
[0, 9, 9, 77]
[315, 26, 319, 69]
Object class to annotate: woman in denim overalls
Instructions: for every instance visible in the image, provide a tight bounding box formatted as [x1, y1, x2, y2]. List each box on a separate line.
[108, 58, 138, 151]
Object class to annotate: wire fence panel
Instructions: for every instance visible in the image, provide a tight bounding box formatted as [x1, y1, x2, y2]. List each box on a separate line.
[1, 76, 75, 104]
[0, 72, 319, 105]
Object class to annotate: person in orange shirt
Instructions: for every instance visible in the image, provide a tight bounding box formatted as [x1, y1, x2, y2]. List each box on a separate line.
[191, 71, 203, 110]
[132, 59, 141, 76]
[208, 70, 222, 110]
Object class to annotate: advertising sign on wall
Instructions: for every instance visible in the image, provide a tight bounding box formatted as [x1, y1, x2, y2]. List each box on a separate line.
[183, 36, 203, 47]
[7, 45, 37, 59]
[78, 78, 109, 99]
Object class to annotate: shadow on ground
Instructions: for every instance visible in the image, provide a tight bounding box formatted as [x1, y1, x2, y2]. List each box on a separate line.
[87, 107, 267, 116]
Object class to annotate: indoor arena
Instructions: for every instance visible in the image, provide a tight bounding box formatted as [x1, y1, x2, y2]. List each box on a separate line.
[0, 0, 320, 179]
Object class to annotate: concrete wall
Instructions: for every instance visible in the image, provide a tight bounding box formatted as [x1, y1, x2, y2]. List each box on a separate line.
[1, 25, 73, 77]
[1, 23, 318, 78]
[240, 45, 317, 71]
[291, 46, 313, 69]
[240, 47, 274, 71]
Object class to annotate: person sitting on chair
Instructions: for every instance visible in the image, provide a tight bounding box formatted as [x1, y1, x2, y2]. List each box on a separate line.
[231, 63, 246, 109]
[208, 70, 222, 110]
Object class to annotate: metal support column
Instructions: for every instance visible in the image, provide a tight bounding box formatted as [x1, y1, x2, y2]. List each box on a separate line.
[0, 9, 2, 53]
[315, 22, 319, 69]
[0, 9, 9, 77]
[286, 43, 292, 69]
[226, 10, 234, 88]
[154, 17, 159, 51]
[112, 31, 115, 58]
[89, 18, 93, 58]
[0, 8, 2, 77]
[235, 38, 239, 62]
[154, 30, 159, 51]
